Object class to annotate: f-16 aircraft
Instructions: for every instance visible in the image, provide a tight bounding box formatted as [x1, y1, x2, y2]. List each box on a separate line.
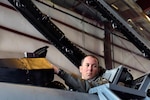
[0, 0, 150, 99]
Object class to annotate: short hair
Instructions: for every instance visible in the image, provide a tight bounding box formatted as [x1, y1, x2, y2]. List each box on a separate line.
[81, 55, 99, 66]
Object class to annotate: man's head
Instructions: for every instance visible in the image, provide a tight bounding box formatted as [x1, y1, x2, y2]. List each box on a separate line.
[79, 55, 100, 80]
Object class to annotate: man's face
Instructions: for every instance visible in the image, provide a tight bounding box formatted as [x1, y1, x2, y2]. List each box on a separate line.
[79, 56, 100, 80]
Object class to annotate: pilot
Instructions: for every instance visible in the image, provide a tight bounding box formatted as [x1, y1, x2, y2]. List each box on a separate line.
[52, 55, 108, 92]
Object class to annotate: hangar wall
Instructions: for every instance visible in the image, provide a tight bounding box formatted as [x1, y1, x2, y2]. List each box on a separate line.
[0, 0, 150, 80]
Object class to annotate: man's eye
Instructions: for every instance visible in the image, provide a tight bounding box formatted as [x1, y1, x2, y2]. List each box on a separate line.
[93, 65, 98, 68]
[86, 64, 89, 67]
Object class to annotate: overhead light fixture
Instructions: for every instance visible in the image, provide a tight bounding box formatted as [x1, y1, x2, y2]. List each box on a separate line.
[127, 19, 132, 22]
[111, 4, 119, 10]
[145, 15, 150, 22]
[139, 27, 143, 31]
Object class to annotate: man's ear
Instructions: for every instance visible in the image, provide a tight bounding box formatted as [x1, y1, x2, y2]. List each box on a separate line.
[79, 66, 82, 73]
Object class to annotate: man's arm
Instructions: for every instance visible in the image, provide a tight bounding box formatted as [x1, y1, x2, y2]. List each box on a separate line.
[52, 65, 94, 92]
[57, 69, 93, 92]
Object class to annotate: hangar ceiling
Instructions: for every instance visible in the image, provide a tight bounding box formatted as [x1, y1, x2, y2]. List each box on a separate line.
[50, 0, 150, 42]
[105, 0, 150, 42]
[49, 0, 150, 58]
[44, 0, 150, 73]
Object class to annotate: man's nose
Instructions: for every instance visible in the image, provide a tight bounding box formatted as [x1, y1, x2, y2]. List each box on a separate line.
[88, 65, 93, 70]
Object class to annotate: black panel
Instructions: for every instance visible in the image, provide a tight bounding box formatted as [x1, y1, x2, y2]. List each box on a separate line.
[0, 67, 54, 87]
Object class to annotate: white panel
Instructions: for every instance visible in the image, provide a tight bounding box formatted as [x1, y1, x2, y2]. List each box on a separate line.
[84, 35, 104, 55]
[0, 6, 46, 40]
[0, 0, 11, 6]
[113, 46, 150, 73]
[112, 35, 142, 54]
[111, 33, 149, 77]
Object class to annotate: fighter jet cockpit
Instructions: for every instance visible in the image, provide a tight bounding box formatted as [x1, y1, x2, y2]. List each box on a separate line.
[0, 55, 149, 100]
[89, 65, 150, 100]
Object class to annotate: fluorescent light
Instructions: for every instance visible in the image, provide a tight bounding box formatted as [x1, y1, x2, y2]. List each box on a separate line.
[111, 4, 119, 10]
[145, 15, 150, 22]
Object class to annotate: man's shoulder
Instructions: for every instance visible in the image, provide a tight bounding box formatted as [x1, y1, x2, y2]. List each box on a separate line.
[95, 76, 109, 85]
